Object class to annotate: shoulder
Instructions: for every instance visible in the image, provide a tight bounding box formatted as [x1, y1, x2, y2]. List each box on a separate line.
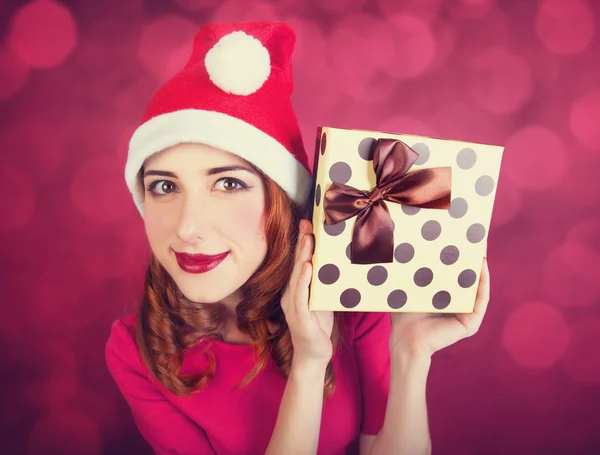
[105, 314, 144, 374]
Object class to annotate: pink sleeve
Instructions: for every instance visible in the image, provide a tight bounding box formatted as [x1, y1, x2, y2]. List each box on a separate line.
[105, 320, 216, 455]
[351, 312, 391, 435]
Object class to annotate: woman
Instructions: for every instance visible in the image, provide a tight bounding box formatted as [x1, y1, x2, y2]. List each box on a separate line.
[106, 22, 490, 455]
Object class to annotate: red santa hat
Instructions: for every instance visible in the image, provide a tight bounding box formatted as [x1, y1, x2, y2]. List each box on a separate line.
[125, 22, 312, 216]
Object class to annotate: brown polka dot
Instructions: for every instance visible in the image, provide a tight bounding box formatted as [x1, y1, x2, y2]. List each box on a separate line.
[388, 290, 407, 309]
[358, 137, 377, 161]
[315, 184, 321, 207]
[324, 220, 345, 236]
[414, 267, 433, 287]
[318, 264, 340, 285]
[458, 269, 477, 288]
[367, 266, 388, 286]
[440, 245, 460, 265]
[402, 205, 421, 215]
[345, 242, 352, 261]
[475, 175, 495, 196]
[449, 198, 468, 219]
[457, 147, 477, 169]
[411, 143, 431, 165]
[320, 132, 327, 155]
[432, 291, 451, 309]
[421, 220, 441, 241]
[329, 162, 352, 184]
[394, 242, 415, 263]
[466, 223, 486, 243]
[340, 288, 361, 308]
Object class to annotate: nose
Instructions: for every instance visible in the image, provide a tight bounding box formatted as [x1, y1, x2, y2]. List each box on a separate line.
[175, 192, 212, 246]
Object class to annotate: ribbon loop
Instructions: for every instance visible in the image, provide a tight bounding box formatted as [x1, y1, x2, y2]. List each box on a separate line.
[323, 139, 452, 264]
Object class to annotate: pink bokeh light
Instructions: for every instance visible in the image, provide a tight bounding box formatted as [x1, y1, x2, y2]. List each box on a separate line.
[503, 125, 567, 190]
[377, 0, 442, 23]
[211, 0, 279, 22]
[137, 15, 199, 83]
[448, 0, 495, 19]
[385, 14, 436, 80]
[466, 47, 533, 115]
[328, 13, 397, 103]
[69, 156, 133, 224]
[0, 45, 30, 100]
[541, 242, 600, 308]
[569, 89, 600, 151]
[501, 300, 570, 369]
[7, 0, 78, 68]
[0, 161, 36, 232]
[561, 317, 600, 385]
[27, 409, 101, 455]
[535, 0, 596, 55]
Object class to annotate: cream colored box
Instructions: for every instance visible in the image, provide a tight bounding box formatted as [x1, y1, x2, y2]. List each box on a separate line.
[308, 127, 504, 313]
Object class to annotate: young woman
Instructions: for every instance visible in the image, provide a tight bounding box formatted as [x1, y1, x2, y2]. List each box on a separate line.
[106, 22, 490, 455]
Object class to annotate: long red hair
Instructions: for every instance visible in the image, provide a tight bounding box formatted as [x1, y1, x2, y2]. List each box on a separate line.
[135, 170, 345, 398]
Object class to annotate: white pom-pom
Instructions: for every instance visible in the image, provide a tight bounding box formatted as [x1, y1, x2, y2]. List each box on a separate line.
[205, 31, 271, 96]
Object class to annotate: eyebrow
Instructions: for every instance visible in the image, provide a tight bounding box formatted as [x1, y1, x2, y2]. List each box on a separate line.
[143, 165, 257, 179]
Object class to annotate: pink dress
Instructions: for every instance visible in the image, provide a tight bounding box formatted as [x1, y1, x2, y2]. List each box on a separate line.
[106, 312, 391, 455]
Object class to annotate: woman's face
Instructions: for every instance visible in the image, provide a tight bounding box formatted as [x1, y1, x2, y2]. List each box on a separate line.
[142, 143, 268, 305]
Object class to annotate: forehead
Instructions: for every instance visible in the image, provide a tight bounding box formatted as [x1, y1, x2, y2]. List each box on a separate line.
[144, 142, 248, 169]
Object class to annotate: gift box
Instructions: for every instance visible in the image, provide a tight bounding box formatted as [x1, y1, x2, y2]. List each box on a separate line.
[308, 127, 504, 313]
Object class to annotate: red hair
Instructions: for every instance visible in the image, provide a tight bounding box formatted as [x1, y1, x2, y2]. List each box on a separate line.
[135, 171, 345, 398]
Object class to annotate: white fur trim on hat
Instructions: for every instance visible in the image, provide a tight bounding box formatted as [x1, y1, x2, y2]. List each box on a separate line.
[205, 31, 271, 96]
[125, 109, 312, 216]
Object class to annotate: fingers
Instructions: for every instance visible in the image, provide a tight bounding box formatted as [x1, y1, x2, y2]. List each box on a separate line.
[473, 257, 490, 318]
[293, 261, 313, 323]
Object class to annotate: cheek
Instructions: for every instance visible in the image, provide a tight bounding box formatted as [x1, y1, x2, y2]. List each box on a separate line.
[223, 200, 266, 245]
[144, 205, 175, 245]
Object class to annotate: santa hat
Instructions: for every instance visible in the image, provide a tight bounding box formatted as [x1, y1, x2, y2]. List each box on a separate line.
[125, 22, 312, 216]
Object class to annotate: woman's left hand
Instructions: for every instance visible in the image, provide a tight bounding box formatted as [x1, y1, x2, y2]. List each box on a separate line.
[389, 257, 491, 359]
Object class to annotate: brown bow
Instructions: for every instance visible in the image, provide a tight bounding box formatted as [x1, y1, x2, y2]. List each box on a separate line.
[323, 139, 452, 264]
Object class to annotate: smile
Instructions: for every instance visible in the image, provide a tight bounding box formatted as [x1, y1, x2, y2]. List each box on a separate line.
[174, 251, 230, 274]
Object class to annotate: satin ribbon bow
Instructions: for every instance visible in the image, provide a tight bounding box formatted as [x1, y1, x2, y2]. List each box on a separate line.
[323, 139, 452, 264]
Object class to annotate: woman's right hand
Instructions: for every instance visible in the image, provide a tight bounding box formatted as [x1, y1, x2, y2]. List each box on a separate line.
[280, 219, 334, 369]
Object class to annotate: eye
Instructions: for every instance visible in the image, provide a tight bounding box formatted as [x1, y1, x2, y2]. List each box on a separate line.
[214, 177, 249, 192]
[147, 180, 178, 196]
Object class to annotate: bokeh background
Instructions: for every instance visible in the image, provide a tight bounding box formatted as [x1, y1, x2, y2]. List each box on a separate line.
[1, 0, 599, 453]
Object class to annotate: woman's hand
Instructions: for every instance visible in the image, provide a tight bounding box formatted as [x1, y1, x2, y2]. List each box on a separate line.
[280, 219, 334, 369]
[390, 257, 491, 359]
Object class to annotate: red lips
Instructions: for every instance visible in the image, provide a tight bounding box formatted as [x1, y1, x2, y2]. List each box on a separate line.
[174, 251, 229, 274]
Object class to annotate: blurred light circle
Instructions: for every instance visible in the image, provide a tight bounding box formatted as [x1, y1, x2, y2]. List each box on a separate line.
[27, 409, 101, 455]
[501, 300, 570, 369]
[377, 0, 442, 23]
[466, 47, 533, 115]
[211, 0, 278, 23]
[172, 0, 220, 12]
[535, 0, 596, 55]
[385, 14, 436, 80]
[70, 156, 131, 224]
[541, 242, 600, 308]
[329, 13, 397, 103]
[0, 45, 30, 100]
[561, 317, 600, 385]
[569, 89, 600, 151]
[457, 9, 510, 61]
[8, 0, 78, 68]
[566, 217, 600, 246]
[0, 161, 36, 232]
[378, 115, 437, 137]
[449, 0, 495, 19]
[489, 175, 523, 227]
[137, 15, 198, 83]
[503, 125, 566, 190]
[1, 120, 64, 184]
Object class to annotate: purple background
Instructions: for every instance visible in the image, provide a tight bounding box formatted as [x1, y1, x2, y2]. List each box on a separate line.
[1, 0, 600, 454]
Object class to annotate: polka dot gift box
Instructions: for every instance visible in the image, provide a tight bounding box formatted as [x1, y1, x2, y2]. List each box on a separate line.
[309, 127, 504, 313]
